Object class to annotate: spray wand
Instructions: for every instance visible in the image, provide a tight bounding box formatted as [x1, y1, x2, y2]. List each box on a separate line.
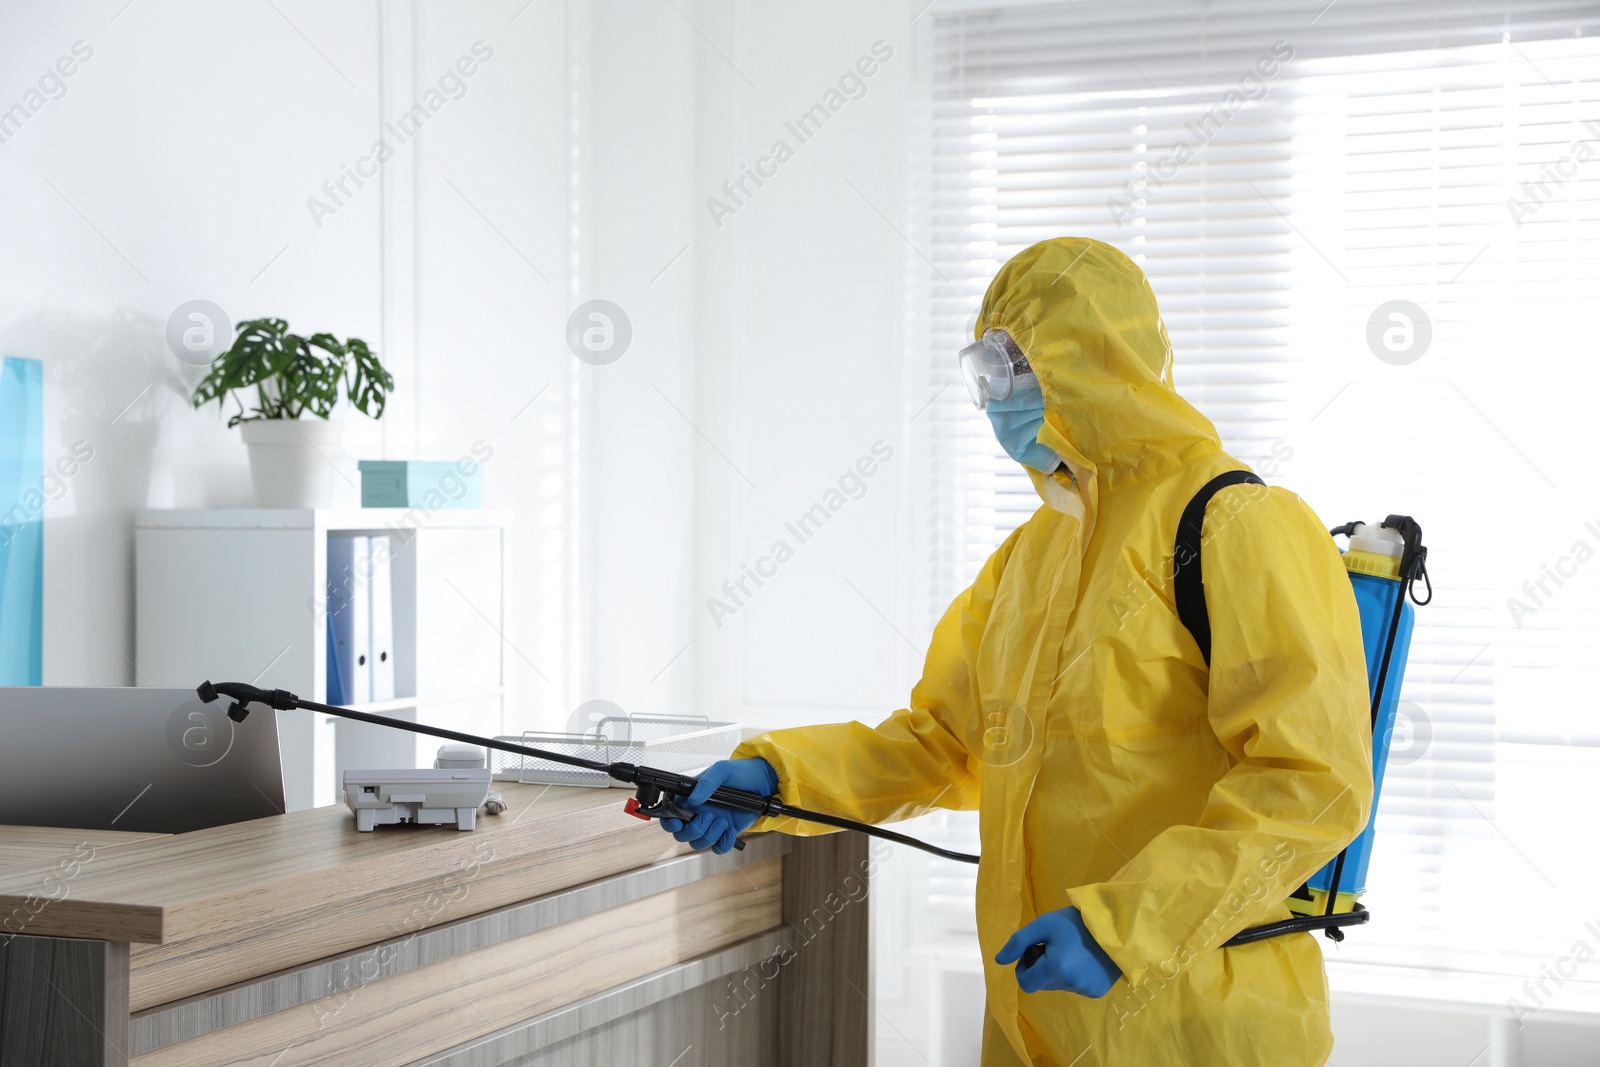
[196, 681, 981, 862]
[198, 681, 1363, 955]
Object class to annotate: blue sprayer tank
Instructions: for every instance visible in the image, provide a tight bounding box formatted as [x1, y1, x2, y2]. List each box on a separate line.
[1288, 519, 1424, 919]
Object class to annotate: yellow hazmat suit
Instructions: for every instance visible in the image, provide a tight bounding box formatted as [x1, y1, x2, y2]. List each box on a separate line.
[734, 238, 1374, 1065]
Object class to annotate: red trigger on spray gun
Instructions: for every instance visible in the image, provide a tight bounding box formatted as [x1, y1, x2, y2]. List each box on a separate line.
[623, 784, 709, 833]
[624, 784, 747, 851]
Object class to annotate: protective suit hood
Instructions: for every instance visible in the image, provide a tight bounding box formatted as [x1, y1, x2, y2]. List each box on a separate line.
[976, 238, 1223, 495]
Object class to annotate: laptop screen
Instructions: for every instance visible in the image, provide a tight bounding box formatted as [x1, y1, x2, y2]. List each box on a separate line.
[0, 687, 285, 834]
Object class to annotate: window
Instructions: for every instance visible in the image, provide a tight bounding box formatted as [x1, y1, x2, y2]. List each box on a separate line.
[916, 0, 1600, 995]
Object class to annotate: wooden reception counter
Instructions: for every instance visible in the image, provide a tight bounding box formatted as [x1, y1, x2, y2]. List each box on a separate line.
[0, 785, 868, 1066]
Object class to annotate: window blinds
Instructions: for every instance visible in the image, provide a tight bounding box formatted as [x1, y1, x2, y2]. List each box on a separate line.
[919, 0, 1600, 993]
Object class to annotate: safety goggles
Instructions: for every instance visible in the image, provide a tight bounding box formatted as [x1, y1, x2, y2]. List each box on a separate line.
[958, 329, 1033, 410]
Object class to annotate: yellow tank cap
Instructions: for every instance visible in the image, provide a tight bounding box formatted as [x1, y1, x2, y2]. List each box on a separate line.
[1344, 549, 1401, 579]
[1287, 887, 1364, 917]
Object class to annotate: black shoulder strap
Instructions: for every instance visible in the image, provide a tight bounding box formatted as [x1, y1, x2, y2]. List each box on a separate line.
[1174, 471, 1266, 667]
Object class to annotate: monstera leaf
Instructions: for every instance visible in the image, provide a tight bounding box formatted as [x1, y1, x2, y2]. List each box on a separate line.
[191, 318, 392, 428]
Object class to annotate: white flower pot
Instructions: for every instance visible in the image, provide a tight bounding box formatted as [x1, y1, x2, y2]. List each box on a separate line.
[239, 419, 346, 508]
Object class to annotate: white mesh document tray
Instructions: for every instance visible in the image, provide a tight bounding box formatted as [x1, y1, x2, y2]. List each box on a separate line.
[487, 715, 741, 789]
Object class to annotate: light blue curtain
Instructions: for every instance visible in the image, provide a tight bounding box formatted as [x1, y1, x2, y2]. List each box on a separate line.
[0, 356, 44, 684]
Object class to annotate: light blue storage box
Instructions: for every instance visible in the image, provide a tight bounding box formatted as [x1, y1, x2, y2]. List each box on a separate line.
[358, 459, 484, 509]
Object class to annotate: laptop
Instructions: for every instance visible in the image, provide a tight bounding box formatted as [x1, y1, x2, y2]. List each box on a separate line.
[0, 687, 286, 834]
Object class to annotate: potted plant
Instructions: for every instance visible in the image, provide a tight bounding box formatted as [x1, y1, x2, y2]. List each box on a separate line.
[192, 318, 394, 508]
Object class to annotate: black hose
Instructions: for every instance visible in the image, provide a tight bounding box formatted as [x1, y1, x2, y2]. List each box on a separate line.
[1223, 905, 1368, 947]
[776, 803, 980, 863]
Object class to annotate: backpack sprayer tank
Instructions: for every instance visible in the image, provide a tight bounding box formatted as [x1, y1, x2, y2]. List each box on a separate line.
[1289, 518, 1430, 924]
[1175, 475, 1432, 945]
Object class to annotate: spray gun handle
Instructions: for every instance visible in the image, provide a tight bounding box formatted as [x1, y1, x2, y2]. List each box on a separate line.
[618, 766, 784, 855]
[705, 784, 783, 816]
[612, 764, 783, 818]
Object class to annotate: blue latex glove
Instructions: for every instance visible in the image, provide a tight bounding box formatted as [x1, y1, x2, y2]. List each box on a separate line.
[657, 758, 779, 855]
[995, 906, 1121, 997]
[985, 378, 1064, 474]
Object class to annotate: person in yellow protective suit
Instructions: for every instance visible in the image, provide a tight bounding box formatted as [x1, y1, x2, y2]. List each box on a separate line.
[662, 237, 1374, 1066]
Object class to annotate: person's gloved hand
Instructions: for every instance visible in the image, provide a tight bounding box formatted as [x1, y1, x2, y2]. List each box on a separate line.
[657, 758, 779, 855]
[995, 906, 1121, 997]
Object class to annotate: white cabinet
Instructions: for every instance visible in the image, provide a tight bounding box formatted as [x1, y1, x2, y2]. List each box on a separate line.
[135, 509, 512, 811]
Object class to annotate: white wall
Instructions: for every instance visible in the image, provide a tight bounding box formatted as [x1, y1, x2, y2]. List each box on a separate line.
[0, 0, 915, 752]
[405, 0, 580, 725]
[1, 0, 378, 685]
[688, 0, 918, 731]
[0, 0, 583, 731]
[576, 0, 699, 724]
